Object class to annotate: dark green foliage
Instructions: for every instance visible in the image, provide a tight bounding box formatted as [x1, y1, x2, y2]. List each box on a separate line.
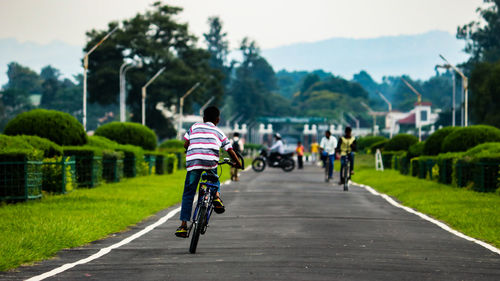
[0, 134, 33, 150]
[87, 135, 121, 149]
[115, 144, 146, 177]
[408, 142, 425, 159]
[423, 127, 459, 155]
[384, 134, 418, 151]
[463, 142, 500, 156]
[381, 151, 405, 170]
[4, 109, 87, 146]
[95, 122, 157, 150]
[369, 139, 388, 153]
[441, 125, 500, 153]
[357, 136, 386, 152]
[166, 153, 177, 174]
[469, 61, 500, 127]
[63, 146, 103, 187]
[159, 139, 184, 149]
[17, 135, 62, 158]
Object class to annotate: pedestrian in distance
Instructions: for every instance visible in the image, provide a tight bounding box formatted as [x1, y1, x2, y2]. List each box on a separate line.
[175, 106, 242, 238]
[319, 130, 337, 180]
[296, 141, 304, 169]
[310, 140, 319, 164]
[230, 132, 244, 181]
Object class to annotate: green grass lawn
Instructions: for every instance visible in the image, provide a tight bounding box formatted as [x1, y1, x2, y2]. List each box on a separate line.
[352, 154, 500, 249]
[0, 159, 248, 272]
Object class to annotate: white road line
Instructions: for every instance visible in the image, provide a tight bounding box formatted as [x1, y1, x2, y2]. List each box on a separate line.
[26, 206, 181, 281]
[352, 181, 500, 256]
[27, 179, 235, 281]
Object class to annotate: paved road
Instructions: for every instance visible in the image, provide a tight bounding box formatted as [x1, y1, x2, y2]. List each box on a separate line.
[3, 164, 500, 281]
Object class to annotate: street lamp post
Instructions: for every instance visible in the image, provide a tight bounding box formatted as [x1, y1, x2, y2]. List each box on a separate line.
[119, 60, 142, 122]
[141, 67, 166, 126]
[401, 78, 424, 141]
[435, 64, 456, 127]
[377, 91, 393, 137]
[346, 112, 360, 131]
[82, 26, 119, 131]
[439, 54, 468, 126]
[177, 82, 201, 139]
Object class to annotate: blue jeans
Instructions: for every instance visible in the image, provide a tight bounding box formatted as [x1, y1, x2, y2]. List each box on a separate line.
[340, 152, 355, 181]
[327, 155, 335, 178]
[180, 168, 220, 222]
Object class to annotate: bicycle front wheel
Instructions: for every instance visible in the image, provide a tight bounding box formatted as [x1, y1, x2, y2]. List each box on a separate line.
[189, 205, 207, 254]
[324, 159, 329, 182]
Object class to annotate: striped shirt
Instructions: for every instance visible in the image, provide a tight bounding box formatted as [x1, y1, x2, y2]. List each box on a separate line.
[184, 122, 232, 171]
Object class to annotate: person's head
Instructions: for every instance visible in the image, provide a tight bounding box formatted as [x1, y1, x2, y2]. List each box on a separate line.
[297, 141, 302, 145]
[325, 130, 331, 138]
[203, 106, 220, 125]
[345, 126, 352, 137]
[274, 133, 282, 140]
[233, 132, 240, 138]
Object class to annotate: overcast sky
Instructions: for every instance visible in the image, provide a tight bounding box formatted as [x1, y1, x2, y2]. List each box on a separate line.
[0, 0, 486, 49]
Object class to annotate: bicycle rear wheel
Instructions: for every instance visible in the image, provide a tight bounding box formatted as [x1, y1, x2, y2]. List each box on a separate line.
[343, 161, 350, 191]
[324, 158, 329, 182]
[189, 205, 207, 254]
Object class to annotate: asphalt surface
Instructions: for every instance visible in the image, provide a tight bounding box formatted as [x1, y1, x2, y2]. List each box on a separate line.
[2, 163, 500, 281]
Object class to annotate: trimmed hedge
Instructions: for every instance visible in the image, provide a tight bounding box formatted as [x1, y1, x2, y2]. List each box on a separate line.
[369, 139, 388, 153]
[423, 127, 458, 155]
[17, 135, 62, 158]
[159, 139, 184, 149]
[441, 125, 500, 153]
[95, 122, 157, 150]
[116, 144, 147, 177]
[4, 109, 87, 146]
[408, 142, 425, 159]
[381, 151, 405, 170]
[384, 134, 418, 151]
[87, 135, 121, 149]
[63, 146, 103, 187]
[357, 136, 387, 152]
[463, 142, 500, 156]
[166, 153, 177, 174]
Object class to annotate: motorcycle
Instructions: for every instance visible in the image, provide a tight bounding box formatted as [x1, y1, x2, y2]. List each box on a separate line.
[252, 149, 295, 172]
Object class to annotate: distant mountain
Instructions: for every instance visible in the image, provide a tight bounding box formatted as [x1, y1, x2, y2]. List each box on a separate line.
[0, 30, 469, 87]
[0, 38, 82, 87]
[261, 30, 469, 82]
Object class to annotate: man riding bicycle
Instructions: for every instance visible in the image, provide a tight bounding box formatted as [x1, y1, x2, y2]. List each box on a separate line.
[175, 106, 242, 238]
[336, 126, 357, 185]
[319, 130, 337, 180]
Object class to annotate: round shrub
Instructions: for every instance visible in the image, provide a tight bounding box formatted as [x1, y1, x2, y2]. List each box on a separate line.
[423, 127, 459, 155]
[441, 125, 500, 153]
[463, 142, 500, 156]
[17, 135, 62, 158]
[4, 109, 87, 146]
[0, 134, 42, 161]
[159, 139, 184, 149]
[407, 142, 425, 159]
[384, 134, 418, 152]
[369, 139, 388, 153]
[357, 136, 387, 152]
[95, 122, 157, 150]
[0, 134, 33, 150]
[87, 135, 120, 150]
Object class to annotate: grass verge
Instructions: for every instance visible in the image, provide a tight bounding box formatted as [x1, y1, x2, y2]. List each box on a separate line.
[0, 170, 187, 271]
[352, 154, 500, 249]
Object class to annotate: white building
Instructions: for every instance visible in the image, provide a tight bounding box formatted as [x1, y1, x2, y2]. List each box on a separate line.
[385, 102, 439, 134]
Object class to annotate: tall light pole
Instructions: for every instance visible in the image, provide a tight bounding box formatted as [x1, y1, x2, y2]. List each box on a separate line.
[119, 59, 142, 122]
[435, 64, 456, 127]
[400, 78, 424, 141]
[177, 82, 201, 139]
[439, 54, 468, 126]
[82, 26, 118, 131]
[141, 67, 166, 126]
[199, 96, 216, 116]
[377, 91, 393, 138]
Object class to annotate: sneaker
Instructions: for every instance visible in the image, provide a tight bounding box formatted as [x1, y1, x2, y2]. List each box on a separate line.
[175, 225, 188, 238]
[213, 197, 225, 214]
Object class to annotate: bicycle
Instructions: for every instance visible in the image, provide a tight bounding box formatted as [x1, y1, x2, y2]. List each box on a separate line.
[187, 155, 244, 254]
[340, 150, 352, 191]
[321, 151, 331, 182]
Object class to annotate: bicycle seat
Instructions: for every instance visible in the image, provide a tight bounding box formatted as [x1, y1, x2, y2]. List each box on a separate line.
[201, 173, 219, 182]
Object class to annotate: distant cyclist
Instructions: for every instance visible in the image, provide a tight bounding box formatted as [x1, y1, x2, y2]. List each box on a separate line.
[319, 130, 337, 180]
[336, 126, 357, 185]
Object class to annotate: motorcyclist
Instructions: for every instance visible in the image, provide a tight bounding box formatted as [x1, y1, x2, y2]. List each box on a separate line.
[269, 133, 284, 165]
